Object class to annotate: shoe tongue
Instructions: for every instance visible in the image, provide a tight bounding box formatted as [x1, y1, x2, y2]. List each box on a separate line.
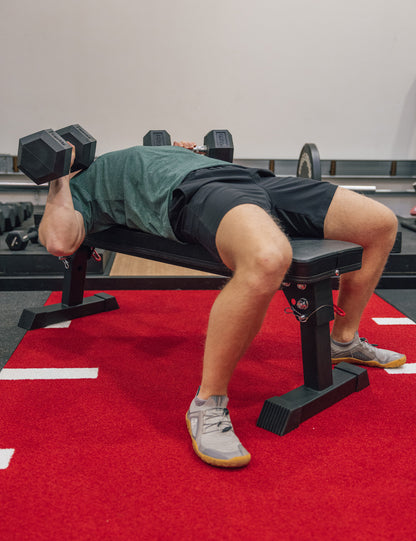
[206, 395, 229, 408]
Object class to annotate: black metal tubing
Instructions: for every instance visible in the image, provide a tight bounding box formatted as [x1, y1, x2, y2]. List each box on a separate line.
[61, 245, 92, 306]
[282, 279, 335, 391]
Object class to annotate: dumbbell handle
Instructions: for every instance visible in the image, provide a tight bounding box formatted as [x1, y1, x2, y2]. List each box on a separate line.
[21, 230, 38, 243]
[192, 145, 207, 153]
[173, 142, 207, 153]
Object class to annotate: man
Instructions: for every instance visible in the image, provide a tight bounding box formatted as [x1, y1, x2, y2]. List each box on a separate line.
[38, 140, 406, 469]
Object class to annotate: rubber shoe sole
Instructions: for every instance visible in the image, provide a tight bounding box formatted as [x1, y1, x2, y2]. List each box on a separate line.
[332, 354, 407, 369]
[186, 414, 251, 468]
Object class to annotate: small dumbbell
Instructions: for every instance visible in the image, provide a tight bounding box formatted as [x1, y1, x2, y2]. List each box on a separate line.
[20, 201, 34, 221]
[0, 202, 34, 230]
[17, 124, 96, 185]
[6, 226, 38, 251]
[0, 202, 33, 234]
[143, 129, 234, 163]
[0, 208, 5, 235]
[11, 203, 25, 226]
[0, 203, 18, 231]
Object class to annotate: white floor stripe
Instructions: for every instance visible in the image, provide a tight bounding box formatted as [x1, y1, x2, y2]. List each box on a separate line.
[372, 317, 415, 325]
[45, 321, 72, 329]
[0, 368, 99, 380]
[0, 449, 15, 470]
[385, 364, 416, 375]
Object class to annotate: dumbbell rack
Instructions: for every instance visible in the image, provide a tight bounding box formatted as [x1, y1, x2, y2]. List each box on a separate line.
[0, 204, 109, 285]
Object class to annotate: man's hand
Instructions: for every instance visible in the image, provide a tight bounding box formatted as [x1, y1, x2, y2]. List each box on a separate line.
[173, 141, 207, 155]
[173, 141, 197, 150]
[67, 142, 82, 179]
[69, 142, 76, 169]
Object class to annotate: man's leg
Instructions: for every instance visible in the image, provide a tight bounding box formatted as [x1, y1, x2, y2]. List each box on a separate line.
[324, 187, 406, 367]
[187, 203, 292, 467]
[199, 203, 293, 399]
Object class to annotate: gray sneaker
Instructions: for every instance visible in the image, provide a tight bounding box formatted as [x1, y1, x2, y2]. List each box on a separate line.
[186, 394, 251, 468]
[331, 332, 406, 368]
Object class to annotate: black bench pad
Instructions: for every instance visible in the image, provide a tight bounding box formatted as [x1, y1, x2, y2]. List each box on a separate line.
[85, 226, 363, 283]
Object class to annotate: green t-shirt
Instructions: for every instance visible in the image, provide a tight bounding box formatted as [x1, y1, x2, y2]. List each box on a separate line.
[70, 145, 228, 239]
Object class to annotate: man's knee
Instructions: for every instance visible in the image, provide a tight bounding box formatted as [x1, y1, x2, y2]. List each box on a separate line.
[364, 204, 398, 248]
[215, 203, 293, 293]
[382, 207, 398, 234]
[235, 238, 293, 295]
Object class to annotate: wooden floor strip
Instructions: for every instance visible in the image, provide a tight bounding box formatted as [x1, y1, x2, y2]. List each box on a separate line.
[109, 253, 215, 277]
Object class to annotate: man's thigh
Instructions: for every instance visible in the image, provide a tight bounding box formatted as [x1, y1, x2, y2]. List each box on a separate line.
[324, 187, 397, 246]
[214, 203, 292, 271]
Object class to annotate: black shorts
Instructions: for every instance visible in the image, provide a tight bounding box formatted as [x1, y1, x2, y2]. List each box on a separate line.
[169, 165, 338, 261]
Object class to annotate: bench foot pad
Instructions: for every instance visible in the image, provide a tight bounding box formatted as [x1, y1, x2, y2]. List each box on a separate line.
[256, 362, 369, 436]
[18, 293, 119, 330]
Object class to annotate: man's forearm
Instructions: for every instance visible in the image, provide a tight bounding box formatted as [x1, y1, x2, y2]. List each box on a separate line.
[38, 174, 85, 257]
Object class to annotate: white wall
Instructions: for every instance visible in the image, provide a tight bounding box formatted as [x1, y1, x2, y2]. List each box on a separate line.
[1, 0, 416, 159]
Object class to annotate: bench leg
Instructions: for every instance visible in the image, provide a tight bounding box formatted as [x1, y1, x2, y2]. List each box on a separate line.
[257, 279, 369, 435]
[18, 245, 119, 330]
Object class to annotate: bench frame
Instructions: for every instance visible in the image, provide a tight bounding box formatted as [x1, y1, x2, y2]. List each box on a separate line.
[18, 227, 369, 435]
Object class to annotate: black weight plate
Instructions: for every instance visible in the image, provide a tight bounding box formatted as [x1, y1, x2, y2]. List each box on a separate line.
[297, 143, 321, 181]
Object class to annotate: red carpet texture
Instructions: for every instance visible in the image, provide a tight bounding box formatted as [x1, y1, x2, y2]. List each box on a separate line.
[0, 290, 415, 540]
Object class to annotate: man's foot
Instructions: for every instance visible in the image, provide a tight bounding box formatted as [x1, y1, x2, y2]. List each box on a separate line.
[186, 394, 251, 468]
[331, 332, 406, 368]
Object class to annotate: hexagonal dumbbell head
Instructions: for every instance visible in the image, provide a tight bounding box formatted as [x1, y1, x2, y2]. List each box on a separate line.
[18, 129, 72, 185]
[143, 130, 172, 146]
[56, 124, 96, 173]
[6, 230, 28, 251]
[203, 130, 234, 162]
[0, 209, 5, 235]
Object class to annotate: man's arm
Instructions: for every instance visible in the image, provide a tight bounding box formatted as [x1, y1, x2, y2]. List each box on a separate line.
[38, 146, 86, 257]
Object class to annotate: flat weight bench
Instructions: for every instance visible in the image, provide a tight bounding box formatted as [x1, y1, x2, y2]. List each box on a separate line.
[18, 227, 369, 435]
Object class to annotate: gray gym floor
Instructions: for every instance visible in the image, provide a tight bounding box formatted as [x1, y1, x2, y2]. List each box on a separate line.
[0, 291, 51, 369]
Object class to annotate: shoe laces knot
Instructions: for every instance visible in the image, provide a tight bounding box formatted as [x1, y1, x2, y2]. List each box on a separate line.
[205, 407, 232, 433]
[360, 337, 378, 349]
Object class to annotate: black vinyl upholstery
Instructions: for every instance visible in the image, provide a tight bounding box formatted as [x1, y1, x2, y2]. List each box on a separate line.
[85, 226, 363, 283]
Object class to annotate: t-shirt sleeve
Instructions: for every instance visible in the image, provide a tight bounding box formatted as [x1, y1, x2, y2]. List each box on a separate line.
[72, 195, 92, 234]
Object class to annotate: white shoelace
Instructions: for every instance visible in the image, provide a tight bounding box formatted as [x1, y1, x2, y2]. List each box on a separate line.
[203, 407, 232, 434]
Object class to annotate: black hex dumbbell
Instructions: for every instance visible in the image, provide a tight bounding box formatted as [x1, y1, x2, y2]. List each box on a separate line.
[143, 130, 171, 146]
[17, 124, 96, 185]
[11, 203, 25, 226]
[0, 203, 18, 231]
[0, 208, 5, 235]
[0, 202, 33, 229]
[20, 201, 34, 221]
[200, 130, 234, 163]
[143, 129, 234, 163]
[6, 226, 38, 251]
